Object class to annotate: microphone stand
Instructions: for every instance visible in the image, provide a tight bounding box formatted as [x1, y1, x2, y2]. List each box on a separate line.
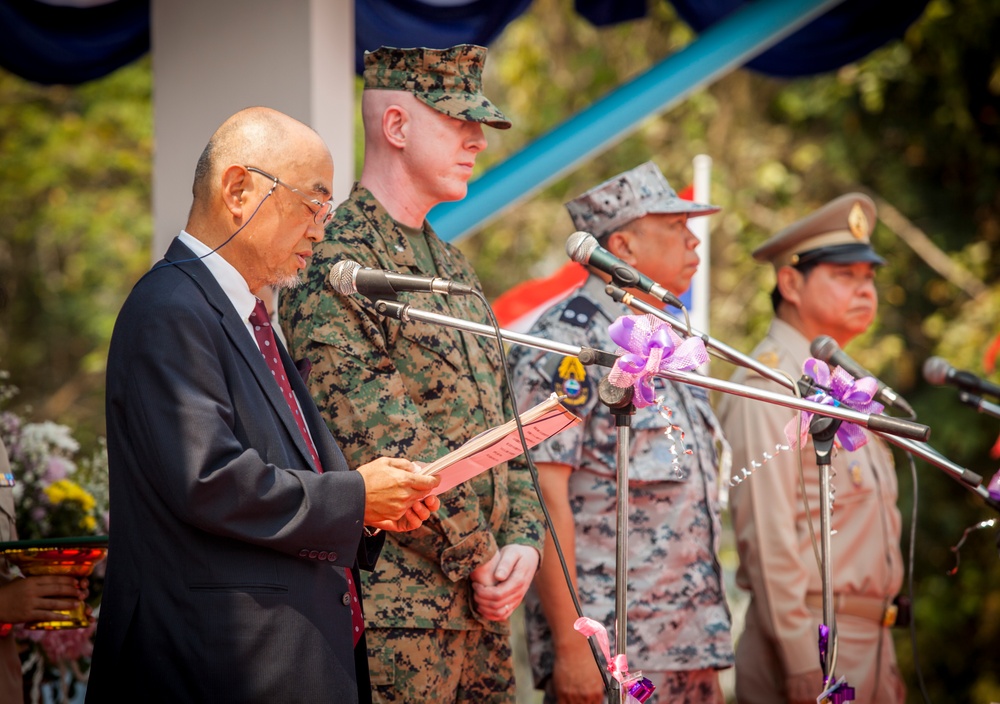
[808, 411, 844, 691]
[371, 299, 932, 439]
[370, 298, 937, 701]
[607, 287, 1000, 511]
[597, 377, 636, 704]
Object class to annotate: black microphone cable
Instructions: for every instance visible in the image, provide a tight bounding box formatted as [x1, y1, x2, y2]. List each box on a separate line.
[469, 288, 614, 695]
[901, 449, 932, 704]
[148, 186, 276, 274]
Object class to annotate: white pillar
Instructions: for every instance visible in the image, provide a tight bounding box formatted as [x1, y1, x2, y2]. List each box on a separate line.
[151, 0, 355, 260]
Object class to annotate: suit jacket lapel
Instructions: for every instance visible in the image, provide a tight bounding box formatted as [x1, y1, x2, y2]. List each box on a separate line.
[163, 239, 318, 472]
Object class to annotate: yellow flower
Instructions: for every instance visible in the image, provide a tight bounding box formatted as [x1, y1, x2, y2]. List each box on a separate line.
[43, 480, 97, 512]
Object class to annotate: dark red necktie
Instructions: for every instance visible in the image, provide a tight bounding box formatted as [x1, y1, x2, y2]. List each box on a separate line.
[249, 299, 322, 472]
[249, 299, 364, 646]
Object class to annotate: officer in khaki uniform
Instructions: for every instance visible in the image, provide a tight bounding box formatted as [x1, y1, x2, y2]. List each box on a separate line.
[717, 194, 906, 704]
[281, 45, 544, 703]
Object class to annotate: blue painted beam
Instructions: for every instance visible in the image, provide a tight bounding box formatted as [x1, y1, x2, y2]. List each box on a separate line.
[429, 0, 843, 242]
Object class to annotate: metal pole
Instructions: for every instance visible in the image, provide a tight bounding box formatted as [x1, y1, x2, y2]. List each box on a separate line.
[614, 418, 631, 704]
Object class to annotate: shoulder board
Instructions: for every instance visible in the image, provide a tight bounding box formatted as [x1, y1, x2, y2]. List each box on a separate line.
[557, 296, 600, 329]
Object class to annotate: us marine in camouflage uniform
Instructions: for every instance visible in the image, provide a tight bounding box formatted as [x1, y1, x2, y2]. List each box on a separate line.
[507, 163, 734, 704]
[281, 45, 544, 704]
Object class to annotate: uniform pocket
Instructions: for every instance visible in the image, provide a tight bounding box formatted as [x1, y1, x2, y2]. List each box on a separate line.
[368, 645, 395, 686]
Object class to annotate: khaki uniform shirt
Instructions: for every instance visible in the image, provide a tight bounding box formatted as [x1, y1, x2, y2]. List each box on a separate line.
[717, 318, 904, 702]
[280, 184, 544, 633]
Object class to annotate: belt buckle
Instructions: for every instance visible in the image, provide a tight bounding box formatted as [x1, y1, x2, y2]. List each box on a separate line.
[882, 603, 898, 628]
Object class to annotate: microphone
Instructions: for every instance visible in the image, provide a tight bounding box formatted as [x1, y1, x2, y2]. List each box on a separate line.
[329, 259, 475, 300]
[565, 231, 684, 308]
[957, 391, 1000, 421]
[810, 335, 916, 417]
[923, 356, 1000, 400]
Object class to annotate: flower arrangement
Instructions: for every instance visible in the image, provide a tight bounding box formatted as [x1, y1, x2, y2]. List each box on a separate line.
[0, 370, 109, 703]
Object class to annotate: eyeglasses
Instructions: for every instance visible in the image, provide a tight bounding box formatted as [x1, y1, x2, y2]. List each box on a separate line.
[245, 166, 335, 225]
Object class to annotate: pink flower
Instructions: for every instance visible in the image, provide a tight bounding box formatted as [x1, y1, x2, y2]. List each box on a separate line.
[36, 623, 96, 663]
[45, 455, 73, 483]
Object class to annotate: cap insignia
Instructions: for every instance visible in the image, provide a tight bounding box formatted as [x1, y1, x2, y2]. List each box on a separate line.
[848, 202, 868, 241]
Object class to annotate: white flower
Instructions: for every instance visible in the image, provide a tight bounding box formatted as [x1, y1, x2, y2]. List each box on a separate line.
[21, 420, 80, 457]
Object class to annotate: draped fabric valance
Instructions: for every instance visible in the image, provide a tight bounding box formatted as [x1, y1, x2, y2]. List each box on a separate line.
[0, 0, 927, 86]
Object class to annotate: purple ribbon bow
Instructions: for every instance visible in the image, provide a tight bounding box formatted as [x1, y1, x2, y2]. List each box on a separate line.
[822, 678, 857, 704]
[818, 623, 830, 671]
[606, 315, 708, 409]
[987, 468, 1000, 502]
[784, 358, 884, 452]
[574, 617, 656, 703]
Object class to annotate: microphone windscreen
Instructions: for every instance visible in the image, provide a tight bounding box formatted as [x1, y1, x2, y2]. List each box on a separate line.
[328, 259, 361, 295]
[922, 356, 952, 386]
[809, 335, 840, 362]
[565, 231, 597, 264]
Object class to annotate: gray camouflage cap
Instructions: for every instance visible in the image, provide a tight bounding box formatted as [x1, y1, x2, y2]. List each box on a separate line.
[565, 161, 719, 241]
[363, 44, 511, 129]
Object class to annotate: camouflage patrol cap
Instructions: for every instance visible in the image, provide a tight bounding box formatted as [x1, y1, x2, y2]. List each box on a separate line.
[565, 161, 719, 241]
[363, 44, 511, 130]
[753, 193, 884, 269]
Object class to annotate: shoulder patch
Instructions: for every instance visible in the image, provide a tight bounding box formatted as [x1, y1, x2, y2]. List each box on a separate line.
[553, 355, 591, 407]
[558, 296, 600, 329]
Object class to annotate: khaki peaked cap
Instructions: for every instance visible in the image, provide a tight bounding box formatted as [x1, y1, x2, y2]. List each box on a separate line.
[753, 193, 885, 269]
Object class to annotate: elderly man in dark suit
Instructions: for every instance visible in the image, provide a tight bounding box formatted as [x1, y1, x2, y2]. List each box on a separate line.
[87, 106, 440, 704]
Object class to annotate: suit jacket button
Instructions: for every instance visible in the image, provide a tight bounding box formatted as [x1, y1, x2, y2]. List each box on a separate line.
[328, 552, 337, 562]
[318, 551, 328, 560]
[342, 592, 352, 606]
[308, 550, 318, 559]
[298, 549, 309, 557]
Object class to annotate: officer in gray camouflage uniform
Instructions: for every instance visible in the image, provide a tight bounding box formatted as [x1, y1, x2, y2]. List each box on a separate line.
[507, 162, 734, 704]
[280, 45, 544, 703]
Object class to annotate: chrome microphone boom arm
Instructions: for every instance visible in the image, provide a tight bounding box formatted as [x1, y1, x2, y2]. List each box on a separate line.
[604, 284, 794, 389]
[371, 299, 930, 442]
[604, 286, 992, 498]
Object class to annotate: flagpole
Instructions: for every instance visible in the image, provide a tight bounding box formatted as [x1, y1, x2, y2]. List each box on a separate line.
[690, 154, 713, 341]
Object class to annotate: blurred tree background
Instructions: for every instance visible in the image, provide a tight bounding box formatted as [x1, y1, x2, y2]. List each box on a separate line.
[1, 0, 998, 701]
[0, 57, 152, 449]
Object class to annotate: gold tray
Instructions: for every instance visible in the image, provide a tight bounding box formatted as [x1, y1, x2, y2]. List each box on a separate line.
[0, 536, 108, 630]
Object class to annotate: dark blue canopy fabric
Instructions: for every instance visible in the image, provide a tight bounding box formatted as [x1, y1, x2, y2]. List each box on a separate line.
[670, 0, 930, 77]
[0, 0, 928, 85]
[355, 0, 928, 77]
[0, 0, 149, 86]
[355, 0, 533, 74]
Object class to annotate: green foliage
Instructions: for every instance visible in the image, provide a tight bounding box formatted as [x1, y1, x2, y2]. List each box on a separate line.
[0, 58, 152, 447]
